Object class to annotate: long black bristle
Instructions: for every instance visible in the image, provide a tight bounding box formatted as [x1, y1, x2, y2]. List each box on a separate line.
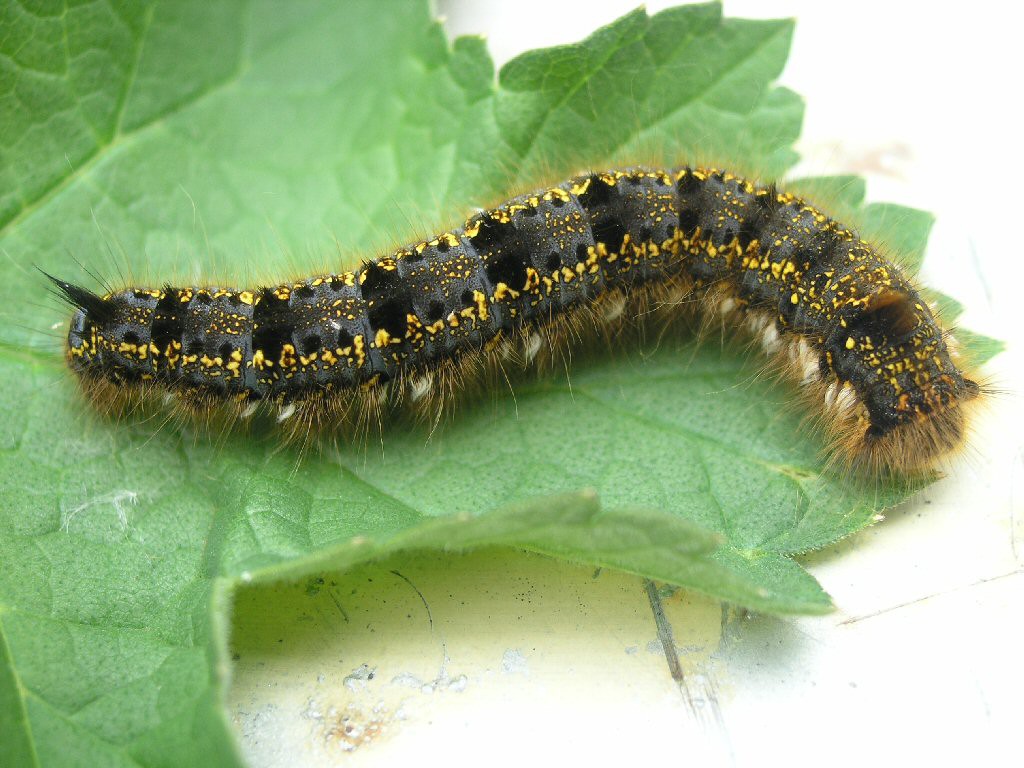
[37, 268, 114, 323]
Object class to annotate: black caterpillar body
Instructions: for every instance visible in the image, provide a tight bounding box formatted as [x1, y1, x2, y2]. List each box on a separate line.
[48, 167, 980, 473]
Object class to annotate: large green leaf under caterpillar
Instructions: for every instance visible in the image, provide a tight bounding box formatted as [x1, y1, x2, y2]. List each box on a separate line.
[0, 2, 1001, 766]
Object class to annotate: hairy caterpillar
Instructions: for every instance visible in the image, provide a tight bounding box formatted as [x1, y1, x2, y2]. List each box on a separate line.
[46, 166, 981, 475]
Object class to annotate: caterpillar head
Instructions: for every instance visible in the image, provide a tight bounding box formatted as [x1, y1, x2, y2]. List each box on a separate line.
[830, 289, 983, 476]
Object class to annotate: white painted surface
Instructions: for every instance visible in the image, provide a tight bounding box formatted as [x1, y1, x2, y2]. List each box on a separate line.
[230, 2, 1024, 765]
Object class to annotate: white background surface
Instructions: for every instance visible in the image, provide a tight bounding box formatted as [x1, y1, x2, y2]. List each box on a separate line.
[230, 2, 1024, 765]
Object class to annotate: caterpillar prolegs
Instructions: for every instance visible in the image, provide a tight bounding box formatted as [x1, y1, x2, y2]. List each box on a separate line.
[47, 167, 980, 475]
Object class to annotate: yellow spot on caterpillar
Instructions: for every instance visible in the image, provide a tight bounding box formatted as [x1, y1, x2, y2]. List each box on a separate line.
[524, 267, 540, 291]
[473, 290, 489, 321]
[570, 178, 591, 196]
[544, 187, 571, 203]
[352, 335, 366, 366]
[279, 343, 297, 369]
[493, 282, 517, 301]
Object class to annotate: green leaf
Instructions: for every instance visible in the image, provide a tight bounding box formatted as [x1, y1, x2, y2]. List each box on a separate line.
[929, 290, 965, 324]
[953, 328, 1005, 368]
[0, 2, 998, 765]
[858, 202, 935, 275]
[0, 612, 37, 768]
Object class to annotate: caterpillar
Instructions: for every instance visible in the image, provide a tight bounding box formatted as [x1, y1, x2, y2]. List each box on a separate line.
[45, 166, 981, 475]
